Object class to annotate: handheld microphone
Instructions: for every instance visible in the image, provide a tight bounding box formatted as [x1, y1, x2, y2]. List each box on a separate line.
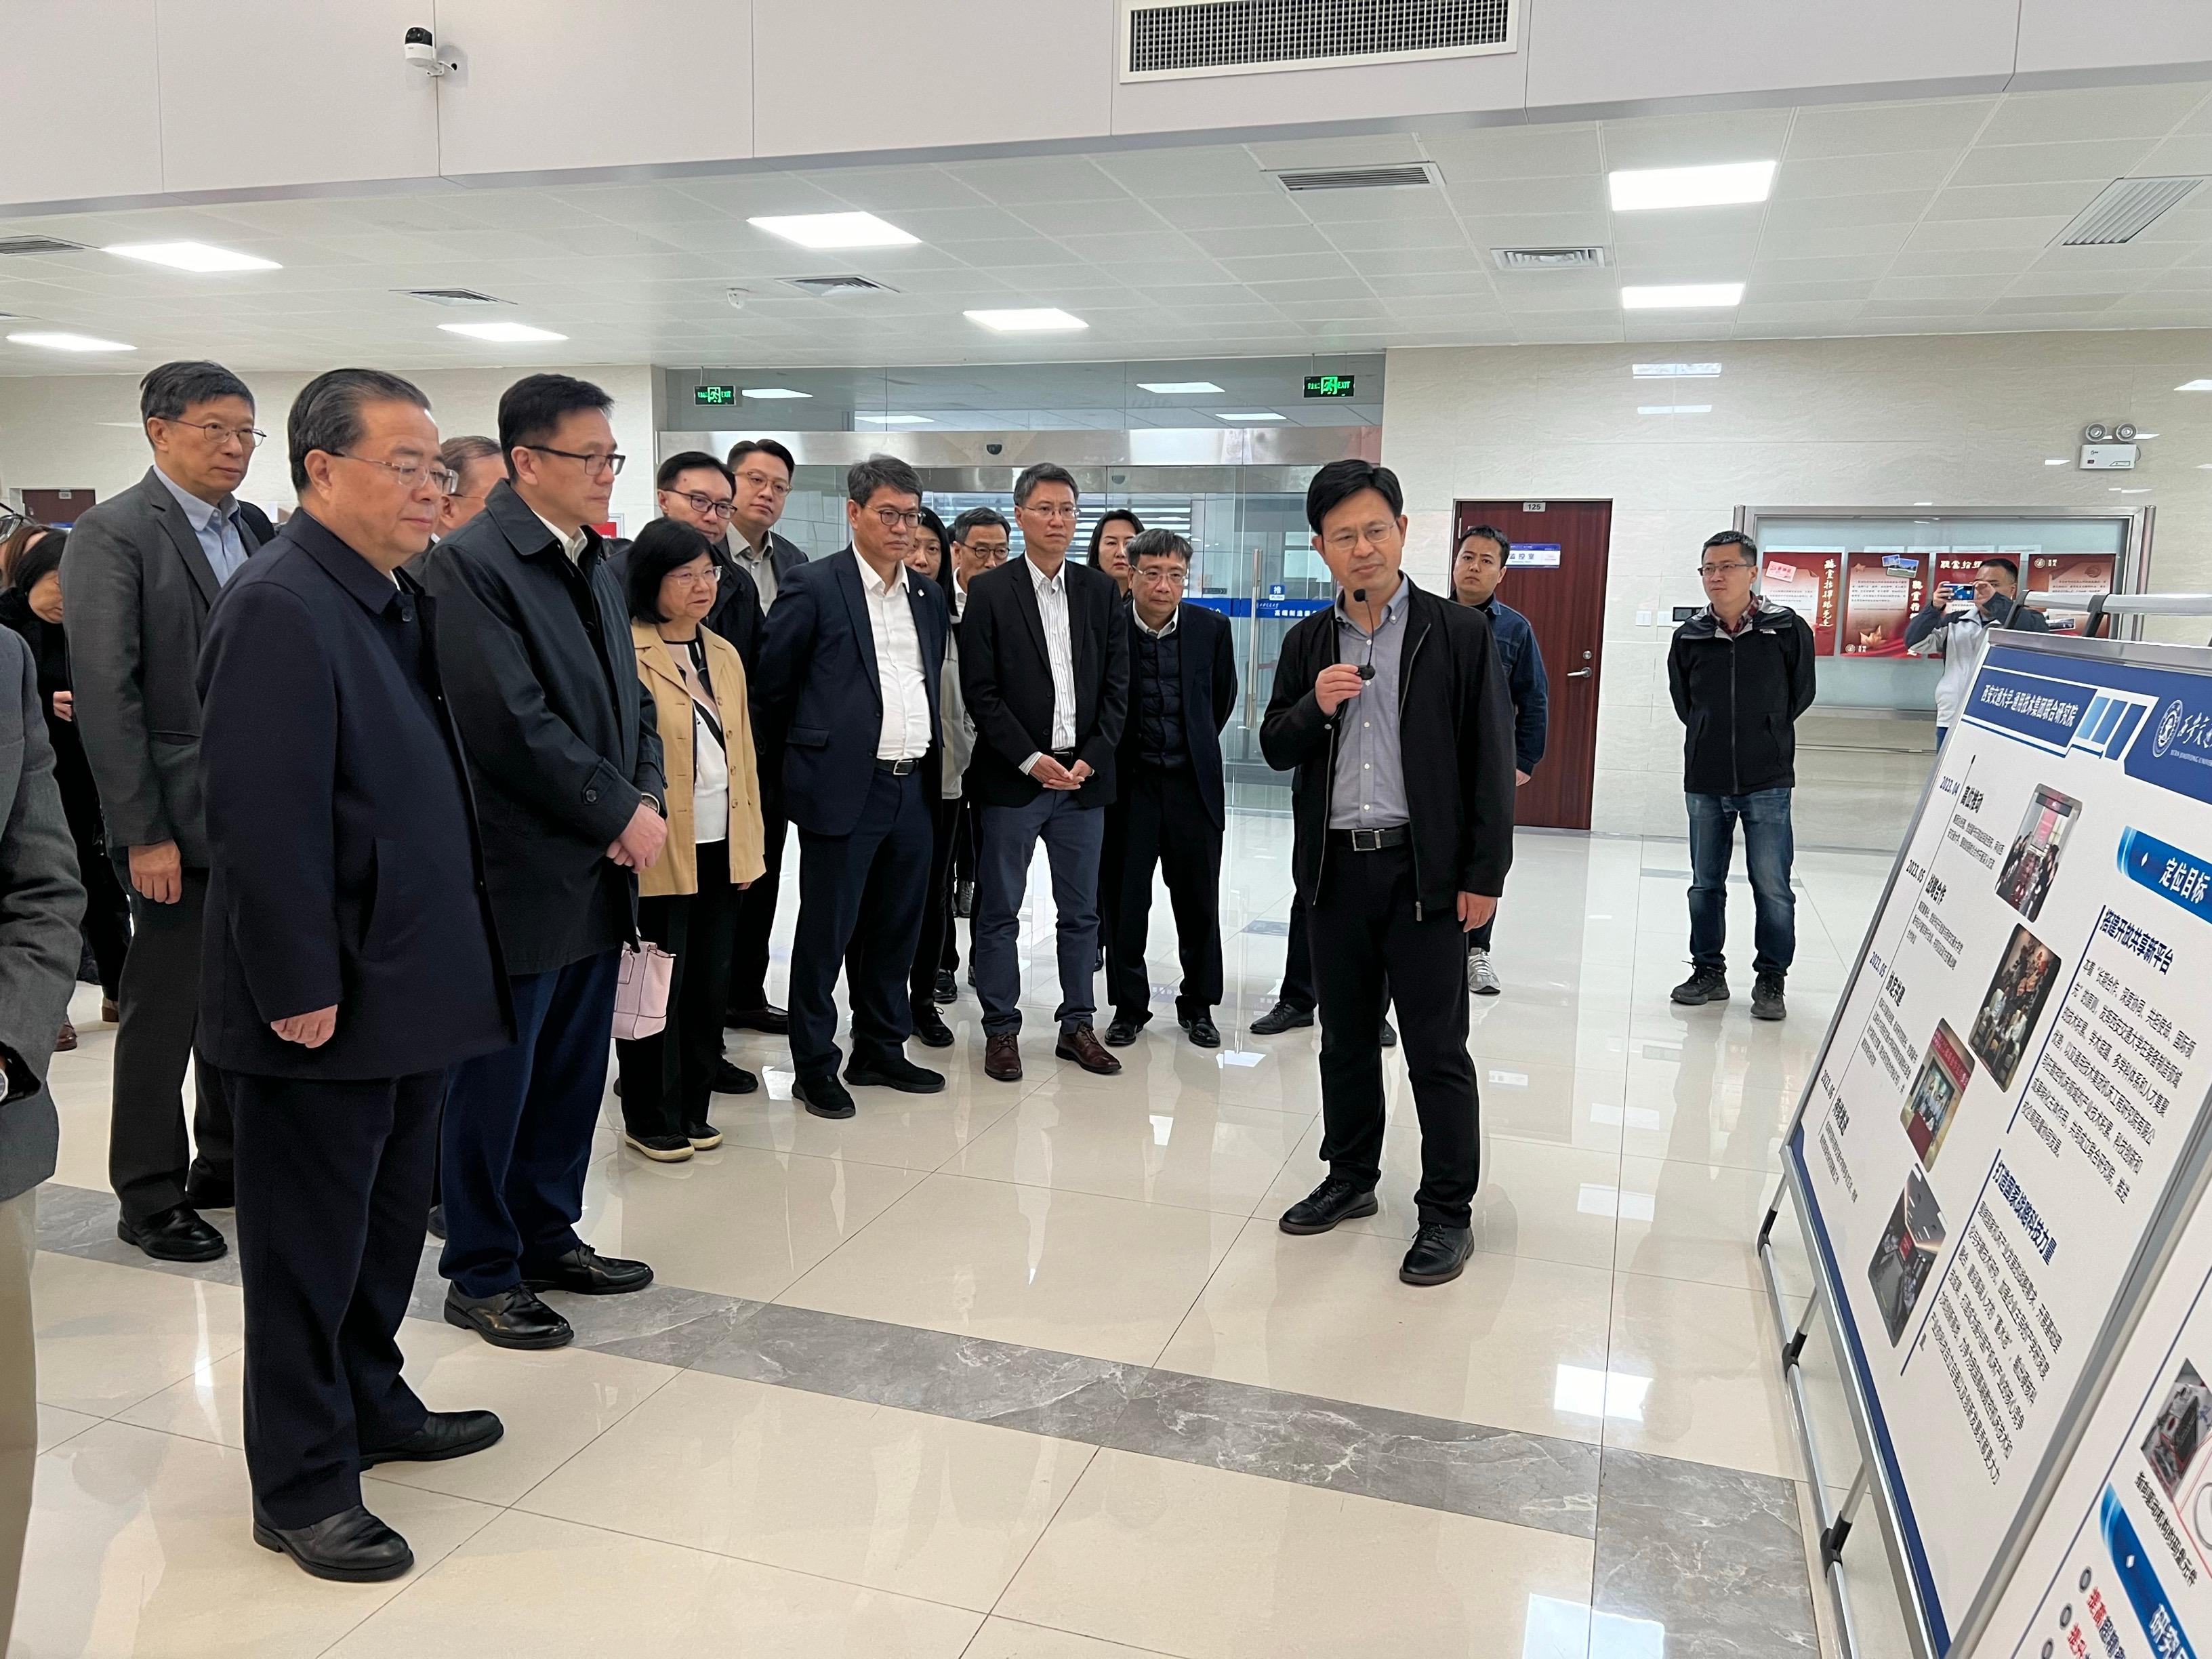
[1351, 588, 1376, 679]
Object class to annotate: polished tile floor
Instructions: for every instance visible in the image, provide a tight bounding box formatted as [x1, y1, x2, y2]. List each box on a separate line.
[21, 815, 1902, 1658]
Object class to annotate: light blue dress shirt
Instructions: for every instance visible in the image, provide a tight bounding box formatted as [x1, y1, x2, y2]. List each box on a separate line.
[152, 466, 250, 585]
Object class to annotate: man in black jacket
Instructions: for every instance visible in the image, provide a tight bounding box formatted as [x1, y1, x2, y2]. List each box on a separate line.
[1101, 531, 1236, 1049]
[1261, 460, 1515, 1288]
[419, 374, 665, 1351]
[1666, 530, 1819, 1021]
[199, 370, 511, 1582]
[606, 451, 764, 671]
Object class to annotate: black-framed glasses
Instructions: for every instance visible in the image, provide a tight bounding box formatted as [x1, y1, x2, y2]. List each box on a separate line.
[1698, 560, 1755, 577]
[663, 488, 735, 519]
[333, 453, 460, 495]
[164, 417, 266, 448]
[868, 506, 925, 530]
[525, 444, 626, 478]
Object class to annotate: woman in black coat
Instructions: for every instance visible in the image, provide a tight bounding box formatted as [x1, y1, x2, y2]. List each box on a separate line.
[0, 529, 130, 1046]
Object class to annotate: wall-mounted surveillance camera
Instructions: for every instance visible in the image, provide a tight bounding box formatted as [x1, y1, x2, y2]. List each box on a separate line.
[985, 443, 1004, 456]
[405, 26, 455, 76]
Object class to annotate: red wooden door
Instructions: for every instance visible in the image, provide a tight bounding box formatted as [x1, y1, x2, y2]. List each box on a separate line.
[22, 487, 95, 524]
[1451, 499, 1612, 832]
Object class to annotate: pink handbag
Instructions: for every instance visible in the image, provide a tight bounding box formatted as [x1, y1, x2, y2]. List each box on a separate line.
[612, 939, 675, 1040]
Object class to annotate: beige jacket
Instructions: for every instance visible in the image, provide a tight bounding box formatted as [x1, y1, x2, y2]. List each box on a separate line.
[632, 619, 766, 897]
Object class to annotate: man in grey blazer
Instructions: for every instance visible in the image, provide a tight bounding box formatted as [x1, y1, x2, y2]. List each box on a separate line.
[62, 361, 274, 1263]
[0, 627, 89, 1650]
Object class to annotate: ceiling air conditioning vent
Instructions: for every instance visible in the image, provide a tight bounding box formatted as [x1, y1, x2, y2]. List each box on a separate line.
[1277, 163, 1437, 193]
[1493, 245, 1607, 270]
[399, 287, 510, 306]
[0, 237, 87, 256]
[2059, 177, 2203, 246]
[1122, 0, 1516, 81]
[783, 274, 897, 295]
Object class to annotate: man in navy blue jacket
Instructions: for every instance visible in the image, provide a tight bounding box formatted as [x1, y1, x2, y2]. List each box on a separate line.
[1450, 525, 1549, 996]
[197, 370, 512, 1583]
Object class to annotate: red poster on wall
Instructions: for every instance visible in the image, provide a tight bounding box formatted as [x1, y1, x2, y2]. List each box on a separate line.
[1761, 548, 1842, 654]
[1842, 550, 1928, 656]
[2024, 552, 2116, 636]
[1931, 548, 1991, 605]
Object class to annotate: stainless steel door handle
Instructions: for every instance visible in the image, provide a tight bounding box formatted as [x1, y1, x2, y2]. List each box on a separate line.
[1565, 668, 1593, 679]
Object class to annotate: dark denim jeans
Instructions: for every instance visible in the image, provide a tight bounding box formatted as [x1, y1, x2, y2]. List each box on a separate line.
[1685, 787, 1796, 977]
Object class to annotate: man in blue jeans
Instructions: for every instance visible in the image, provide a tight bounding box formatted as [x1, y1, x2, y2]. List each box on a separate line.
[1666, 531, 1817, 1021]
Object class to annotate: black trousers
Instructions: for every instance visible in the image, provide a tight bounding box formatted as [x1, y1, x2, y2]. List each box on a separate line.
[109, 859, 232, 1223]
[227, 1066, 439, 1529]
[908, 792, 966, 1016]
[60, 782, 128, 1000]
[727, 790, 787, 1015]
[1310, 845, 1480, 1228]
[618, 847, 740, 1139]
[790, 766, 930, 1079]
[1103, 764, 1223, 1022]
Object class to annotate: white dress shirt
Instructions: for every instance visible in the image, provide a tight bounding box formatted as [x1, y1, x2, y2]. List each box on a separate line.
[1024, 554, 1078, 771]
[531, 508, 588, 565]
[862, 558, 933, 761]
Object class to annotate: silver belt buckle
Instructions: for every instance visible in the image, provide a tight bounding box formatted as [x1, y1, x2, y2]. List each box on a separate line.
[1351, 827, 1382, 851]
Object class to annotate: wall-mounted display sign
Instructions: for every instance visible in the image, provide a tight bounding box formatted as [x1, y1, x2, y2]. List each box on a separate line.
[1762, 548, 1843, 654]
[1303, 373, 1356, 398]
[1844, 549, 1931, 655]
[2028, 552, 2118, 637]
[1508, 542, 1561, 568]
[694, 384, 737, 406]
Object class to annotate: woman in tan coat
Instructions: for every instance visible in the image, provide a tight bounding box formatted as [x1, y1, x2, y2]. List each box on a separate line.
[617, 521, 766, 1161]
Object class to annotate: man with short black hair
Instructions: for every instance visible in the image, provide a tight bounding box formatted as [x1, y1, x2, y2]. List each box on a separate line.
[65, 359, 275, 1263]
[1905, 554, 2049, 746]
[961, 463, 1130, 1083]
[435, 434, 501, 537]
[420, 373, 665, 1350]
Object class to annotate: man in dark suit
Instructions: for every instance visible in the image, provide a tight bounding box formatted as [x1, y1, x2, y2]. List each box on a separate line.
[419, 374, 665, 1351]
[64, 359, 274, 1263]
[1101, 531, 1237, 1050]
[756, 455, 949, 1120]
[960, 462, 1130, 1083]
[724, 438, 810, 1037]
[197, 369, 512, 1583]
[607, 451, 764, 672]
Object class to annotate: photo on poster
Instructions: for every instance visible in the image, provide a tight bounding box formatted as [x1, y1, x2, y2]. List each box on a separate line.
[1995, 785, 2083, 923]
[1902, 1021, 1978, 1168]
[2144, 1360, 2212, 1500]
[1870, 1166, 1948, 1345]
[1970, 925, 2064, 1092]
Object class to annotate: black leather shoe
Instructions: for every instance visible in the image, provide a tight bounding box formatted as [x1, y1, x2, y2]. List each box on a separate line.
[182, 1175, 234, 1210]
[910, 1006, 955, 1048]
[118, 1204, 226, 1263]
[426, 1204, 445, 1240]
[443, 1285, 572, 1349]
[520, 1244, 653, 1296]
[253, 1504, 412, 1582]
[933, 969, 958, 1004]
[726, 1002, 790, 1034]
[846, 1050, 945, 1094]
[795, 1072, 858, 1119]
[1249, 1000, 1315, 1036]
[1380, 1019, 1397, 1048]
[1279, 1176, 1380, 1236]
[361, 1409, 504, 1469]
[1400, 1223, 1475, 1286]
[1103, 1015, 1147, 1047]
[1180, 1012, 1221, 1048]
[712, 1059, 758, 1094]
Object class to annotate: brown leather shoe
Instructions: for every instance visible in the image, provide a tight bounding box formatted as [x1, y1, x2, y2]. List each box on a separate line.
[984, 1032, 1023, 1082]
[55, 1021, 77, 1052]
[1054, 1023, 1122, 1076]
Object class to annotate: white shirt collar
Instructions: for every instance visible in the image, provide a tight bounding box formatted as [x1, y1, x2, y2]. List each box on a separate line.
[1026, 553, 1065, 593]
[530, 507, 587, 563]
[1134, 605, 1179, 638]
[861, 556, 908, 598]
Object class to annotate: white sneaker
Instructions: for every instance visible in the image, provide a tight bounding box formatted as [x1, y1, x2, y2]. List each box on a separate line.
[1469, 947, 1502, 996]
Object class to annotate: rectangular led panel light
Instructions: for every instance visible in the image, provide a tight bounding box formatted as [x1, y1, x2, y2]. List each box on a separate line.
[2175, 379, 2212, 390]
[748, 212, 917, 249]
[855, 413, 933, 425]
[741, 387, 811, 399]
[1608, 161, 1776, 212]
[964, 308, 1088, 332]
[1214, 411, 1285, 422]
[6, 331, 134, 352]
[1632, 362, 1722, 378]
[438, 321, 568, 342]
[106, 241, 280, 272]
[1621, 283, 1744, 310]
[1137, 381, 1224, 394]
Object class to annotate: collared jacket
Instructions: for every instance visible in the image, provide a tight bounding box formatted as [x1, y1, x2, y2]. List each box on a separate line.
[417, 480, 663, 976]
[1261, 578, 1516, 914]
[1904, 589, 2051, 729]
[959, 555, 1130, 810]
[1667, 598, 1819, 796]
[630, 618, 766, 898]
[1472, 596, 1549, 776]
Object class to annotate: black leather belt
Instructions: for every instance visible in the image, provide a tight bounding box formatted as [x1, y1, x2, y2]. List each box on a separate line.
[1327, 825, 1411, 851]
[876, 757, 923, 775]
[1049, 748, 1078, 765]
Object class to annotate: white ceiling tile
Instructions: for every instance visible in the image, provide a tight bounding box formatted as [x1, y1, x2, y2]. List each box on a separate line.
[1092, 147, 1273, 198]
[1978, 83, 2208, 146]
[1052, 229, 1204, 263]
[1984, 291, 2125, 313]
[1754, 220, 1916, 260]
[1786, 100, 1999, 159]
[1748, 253, 1902, 283]
[1902, 214, 2076, 251]
[1148, 192, 1310, 232]
[941, 157, 1129, 205]
[795, 167, 995, 212]
[1102, 260, 1235, 289]
[1870, 273, 2014, 301]
[1242, 276, 1376, 303]
[1319, 218, 1470, 253]
[1454, 211, 1613, 249]
[1762, 192, 1937, 232]
[1183, 224, 1335, 259]
[1599, 110, 1795, 171]
[2027, 240, 2187, 272]
[1245, 134, 1427, 169]
[1885, 246, 2044, 276]
[1774, 150, 1963, 199]
[2004, 269, 2156, 297]
[1923, 180, 2108, 220]
[1018, 199, 1175, 239]
[1290, 190, 1458, 225]
[1442, 176, 1607, 218]
[1216, 252, 1360, 283]
[1416, 124, 1602, 180]
[1748, 278, 1879, 304]
[2133, 134, 2212, 176]
[1946, 138, 2161, 188]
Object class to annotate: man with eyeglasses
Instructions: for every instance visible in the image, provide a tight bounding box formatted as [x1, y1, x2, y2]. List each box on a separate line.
[960, 462, 1130, 1083]
[419, 373, 665, 1350]
[65, 360, 276, 1264]
[722, 438, 809, 1041]
[434, 434, 502, 538]
[1668, 530, 1818, 1021]
[607, 451, 764, 671]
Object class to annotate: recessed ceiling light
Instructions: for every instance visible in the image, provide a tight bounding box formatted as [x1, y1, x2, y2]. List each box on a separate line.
[1632, 362, 1722, 378]
[7, 331, 133, 352]
[964, 308, 1088, 332]
[2133, 431, 2160, 438]
[1609, 160, 1777, 212]
[748, 212, 917, 249]
[1914, 501, 1934, 506]
[1622, 283, 1744, 310]
[1138, 381, 1225, 394]
[106, 241, 280, 273]
[438, 321, 567, 342]
[2043, 458, 2070, 466]
[2175, 379, 2212, 391]
[1637, 404, 1712, 415]
[741, 387, 811, 399]
[855, 413, 933, 425]
[1214, 411, 1285, 422]
[2111, 487, 2151, 493]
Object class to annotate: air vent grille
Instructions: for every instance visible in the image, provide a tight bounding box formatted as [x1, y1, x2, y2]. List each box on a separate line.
[2060, 177, 2203, 246]
[1124, 0, 1514, 80]
[1277, 163, 1437, 193]
[0, 237, 87, 257]
[1492, 246, 1607, 270]
[783, 274, 896, 295]
[398, 287, 509, 306]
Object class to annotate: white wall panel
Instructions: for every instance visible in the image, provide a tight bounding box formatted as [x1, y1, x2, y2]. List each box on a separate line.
[1112, 51, 1525, 138]
[0, 1, 165, 207]
[155, 0, 440, 194]
[433, 1, 756, 178]
[2017, 0, 2212, 79]
[751, 0, 1113, 158]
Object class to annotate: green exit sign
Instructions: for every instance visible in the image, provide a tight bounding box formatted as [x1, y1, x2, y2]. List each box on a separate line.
[1303, 373, 1356, 399]
[695, 384, 737, 406]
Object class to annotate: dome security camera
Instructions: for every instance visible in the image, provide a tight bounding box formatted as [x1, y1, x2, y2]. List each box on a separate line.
[405, 26, 454, 76]
[985, 443, 1004, 456]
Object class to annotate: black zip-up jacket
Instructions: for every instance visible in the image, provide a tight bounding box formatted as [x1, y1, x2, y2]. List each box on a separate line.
[1261, 578, 1516, 915]
[1667, 599, 1818, 796]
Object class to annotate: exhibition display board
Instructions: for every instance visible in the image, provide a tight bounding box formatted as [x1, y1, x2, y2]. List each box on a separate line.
[1845, 550, 1931, 655]
[1769, 632, 2212, 1656]
[1765, 547, 1843, 653]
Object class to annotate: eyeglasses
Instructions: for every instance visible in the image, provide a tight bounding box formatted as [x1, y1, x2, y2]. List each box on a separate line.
[165, 418, 266, 448]
[666, 565, 723, 589]
[1698, 561, 1755, 577]
[663, 488, 735, 520]
[1324, 522, 1397, 553]
[867, 506, 925, 530]
[525, 445, 626, 477]
[1022, 503, 1079, 522]
[1134, 567, 1187, 588]
[333, 453, 460, 495]
[735, 469, 791, 499]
